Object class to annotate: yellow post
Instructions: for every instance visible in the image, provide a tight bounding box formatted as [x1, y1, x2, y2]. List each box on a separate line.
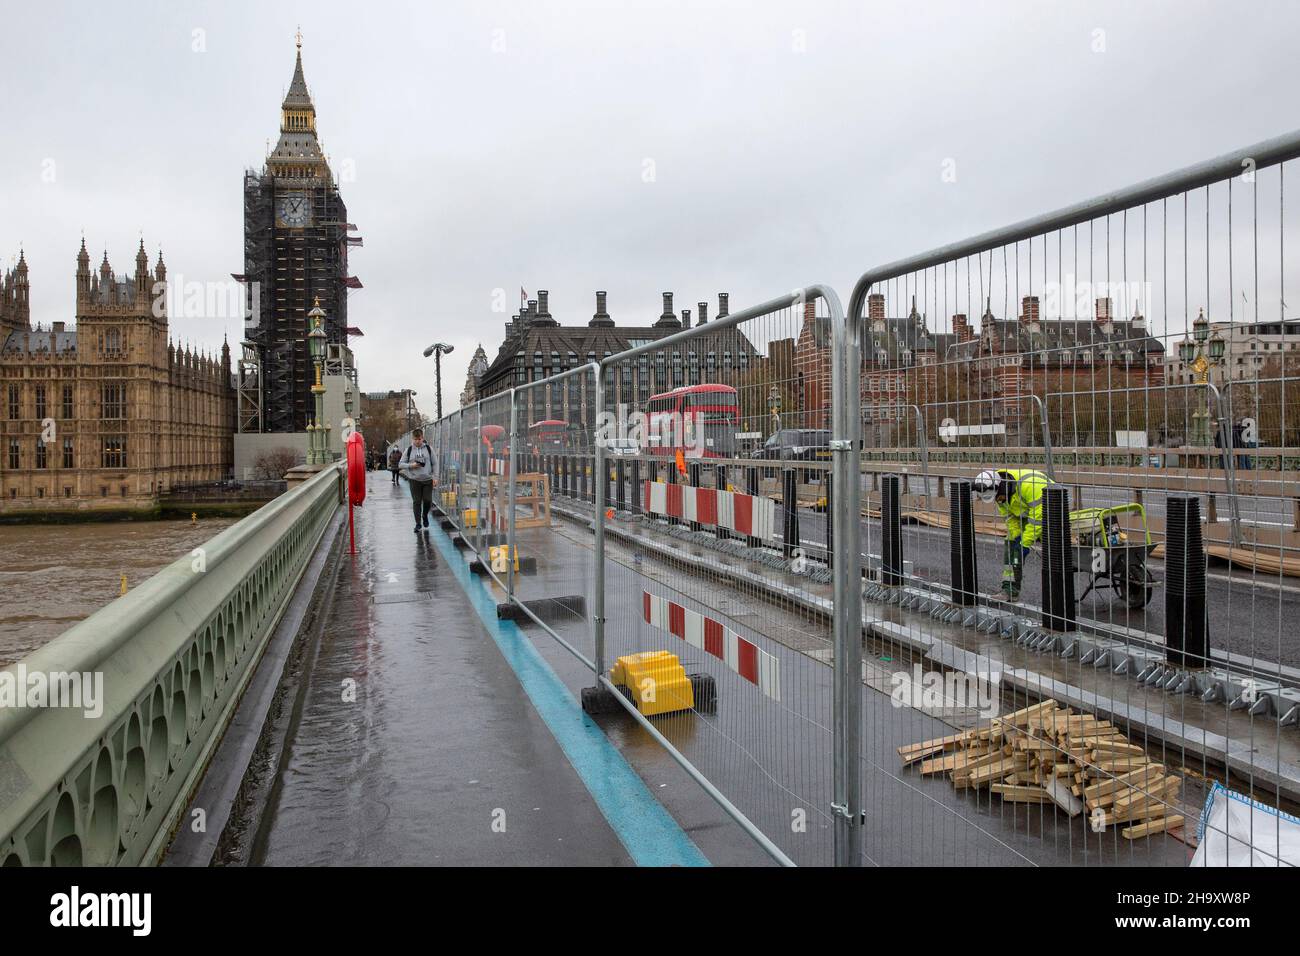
[120, 573, 128, 595]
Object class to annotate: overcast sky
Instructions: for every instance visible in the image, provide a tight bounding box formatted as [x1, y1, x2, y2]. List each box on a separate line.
[2, 0, 1298, 409]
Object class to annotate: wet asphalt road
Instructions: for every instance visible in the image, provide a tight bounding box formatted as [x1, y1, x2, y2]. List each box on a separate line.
[597, 468, 1300, 668]
[787, 504, 1300, 669]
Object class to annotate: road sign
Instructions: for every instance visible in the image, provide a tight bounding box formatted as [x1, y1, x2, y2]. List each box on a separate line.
[938, 418, 1007, 443]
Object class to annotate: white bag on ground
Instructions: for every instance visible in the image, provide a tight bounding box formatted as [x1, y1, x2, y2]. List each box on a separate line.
[1191, 783, 1300, 866]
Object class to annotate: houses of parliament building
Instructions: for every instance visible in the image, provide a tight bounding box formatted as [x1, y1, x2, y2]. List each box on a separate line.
[0, 242, 235, 516]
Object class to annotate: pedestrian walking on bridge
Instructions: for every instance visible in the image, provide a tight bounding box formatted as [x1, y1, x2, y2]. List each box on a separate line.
[402, 430, 436, 532]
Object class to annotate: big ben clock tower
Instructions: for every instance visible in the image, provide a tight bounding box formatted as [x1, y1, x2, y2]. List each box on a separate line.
[240, 33, 356, 434]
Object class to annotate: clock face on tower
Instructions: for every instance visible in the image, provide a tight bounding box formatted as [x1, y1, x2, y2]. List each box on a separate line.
[276, 193, 311, 227]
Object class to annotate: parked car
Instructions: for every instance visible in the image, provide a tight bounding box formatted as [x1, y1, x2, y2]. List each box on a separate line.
[604, 438, 640, 457]
[752, 429, 831, 480]
[752, 429, 831, 461]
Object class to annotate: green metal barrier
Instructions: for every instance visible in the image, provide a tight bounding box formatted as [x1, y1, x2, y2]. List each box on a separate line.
[0, 464, 343, 866]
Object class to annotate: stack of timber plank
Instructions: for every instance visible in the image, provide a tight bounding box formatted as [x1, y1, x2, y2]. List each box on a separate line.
[897, 699, 1185, 839]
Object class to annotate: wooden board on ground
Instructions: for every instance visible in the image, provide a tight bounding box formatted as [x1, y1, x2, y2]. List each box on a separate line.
[897, 691, 1210, 841]
[1123, 815, 1185, 839]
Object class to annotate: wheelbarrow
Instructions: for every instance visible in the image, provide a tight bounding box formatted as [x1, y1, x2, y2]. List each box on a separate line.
[1069, 503, 1160, 609]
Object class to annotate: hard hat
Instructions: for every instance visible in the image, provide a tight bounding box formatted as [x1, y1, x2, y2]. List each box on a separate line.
[973, 470, 999, 503]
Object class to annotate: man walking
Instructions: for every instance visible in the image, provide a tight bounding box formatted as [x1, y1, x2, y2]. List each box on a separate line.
[388, 445, 402, 484]
[402, 430, 436, 532]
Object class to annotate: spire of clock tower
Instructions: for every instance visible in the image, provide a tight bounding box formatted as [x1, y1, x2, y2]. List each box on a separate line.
[282, 29, 314, 118]
[267, 33, 329, 180]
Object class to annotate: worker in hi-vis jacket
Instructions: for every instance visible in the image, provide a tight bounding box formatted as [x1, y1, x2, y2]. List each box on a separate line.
[972, 468, 1053, 600]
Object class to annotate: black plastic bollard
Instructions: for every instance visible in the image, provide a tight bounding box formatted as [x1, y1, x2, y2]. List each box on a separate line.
[666, 460, 678, 524]
[688, 463, 702, 532]
[949, 479, 978, 606]
[1165, 495, 1208, 668]
[782, 468, 800, 560]
[1040, 485, 1076, 631]
[631, 459, 642, 516]
[745, 466, 761, 549]
[714, 465, 728, 540]
[615, 460, 626, 513]
[880, 474, 903, 586]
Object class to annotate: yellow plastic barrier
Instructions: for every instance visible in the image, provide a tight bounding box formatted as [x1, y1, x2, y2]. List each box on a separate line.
[609, 650, 694, 717]
[489, 545, 520, 573]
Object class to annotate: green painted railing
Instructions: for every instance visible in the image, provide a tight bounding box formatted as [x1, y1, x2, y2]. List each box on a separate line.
[0, 464, 342, 866]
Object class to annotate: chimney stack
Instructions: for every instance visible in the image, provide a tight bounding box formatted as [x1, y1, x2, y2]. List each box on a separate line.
[952, 313, 971, 343]
[1096, 297, 1114, 333]
[656, 292, 680, 328]
[537, 289, 550, 319]
[697, 301, 708, 325]
[681, 309, 691, 329]
[717, 292, 729, 318]
[868, 293, 886, 321]
[590, 290, 614, 327]
[1020, 295, 1040, 326]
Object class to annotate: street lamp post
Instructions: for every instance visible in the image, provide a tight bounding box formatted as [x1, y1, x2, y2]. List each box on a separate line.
[423, 342, 455, 420]
[306, 299, 329, 465]
[1180, 308, 1225, 448]
[767, 384, 782, 435]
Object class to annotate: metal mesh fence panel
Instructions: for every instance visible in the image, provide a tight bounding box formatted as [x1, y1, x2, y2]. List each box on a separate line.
[847, 129, 1300, 866]
[591, 291, 842, 866]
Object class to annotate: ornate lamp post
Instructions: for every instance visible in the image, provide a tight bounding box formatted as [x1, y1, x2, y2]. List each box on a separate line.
[307, 298, 329, 465]
[1181, 308, 1226, 447]
[767, 384, 782, 434]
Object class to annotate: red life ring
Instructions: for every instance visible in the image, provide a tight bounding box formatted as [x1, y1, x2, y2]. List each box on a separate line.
[346, 432, 367, 505]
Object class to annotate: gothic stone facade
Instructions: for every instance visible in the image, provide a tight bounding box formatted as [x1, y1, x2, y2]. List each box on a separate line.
[0, 243, 235, 515]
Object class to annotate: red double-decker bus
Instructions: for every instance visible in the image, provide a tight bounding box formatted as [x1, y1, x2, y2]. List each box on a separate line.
[644, 384, 738, 459]
[527, 420, 568, 455]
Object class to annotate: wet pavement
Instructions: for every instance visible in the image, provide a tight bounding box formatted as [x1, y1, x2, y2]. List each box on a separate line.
[250, 472, 725, 866]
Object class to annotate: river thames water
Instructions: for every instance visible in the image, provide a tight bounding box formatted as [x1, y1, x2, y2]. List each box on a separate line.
[0, 516, 238, 667]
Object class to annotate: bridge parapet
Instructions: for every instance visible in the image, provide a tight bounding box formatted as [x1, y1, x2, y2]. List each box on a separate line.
[0, 464, 343, 866]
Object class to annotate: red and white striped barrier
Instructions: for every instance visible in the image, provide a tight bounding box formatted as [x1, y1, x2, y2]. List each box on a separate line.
[490, 457, 510, 476]
[642, 591, 781, 701]
[642, 481, 775, 541]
